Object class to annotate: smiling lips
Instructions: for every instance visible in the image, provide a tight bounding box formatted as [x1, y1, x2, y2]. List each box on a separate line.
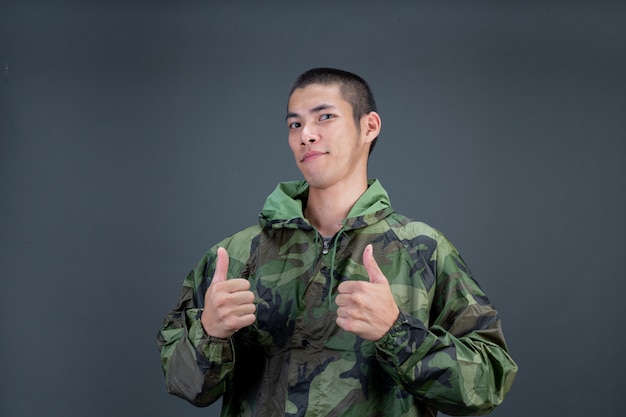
[301, 151, 327, 163]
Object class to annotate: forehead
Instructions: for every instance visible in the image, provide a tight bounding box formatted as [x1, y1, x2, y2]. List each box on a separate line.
[287, 83, 351, 113]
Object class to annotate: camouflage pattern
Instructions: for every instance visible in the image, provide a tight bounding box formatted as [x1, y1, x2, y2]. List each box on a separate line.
[157, 179, 517, 416]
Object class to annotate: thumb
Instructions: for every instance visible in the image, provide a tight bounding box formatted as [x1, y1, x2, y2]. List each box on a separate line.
[212, 247, 229, 283]
[363, 244, 386, 284]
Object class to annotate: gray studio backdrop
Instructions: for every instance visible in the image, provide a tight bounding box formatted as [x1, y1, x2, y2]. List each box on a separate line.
[1, 1, 624, 417]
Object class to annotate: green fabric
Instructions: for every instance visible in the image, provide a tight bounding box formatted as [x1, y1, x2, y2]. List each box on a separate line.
[157, 179, 517, 416]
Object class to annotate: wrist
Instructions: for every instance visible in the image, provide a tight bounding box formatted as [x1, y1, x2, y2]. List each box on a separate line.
[199, 311, 231, 341]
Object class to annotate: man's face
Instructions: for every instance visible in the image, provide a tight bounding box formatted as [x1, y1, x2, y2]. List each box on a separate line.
[286, 84, 371, 190]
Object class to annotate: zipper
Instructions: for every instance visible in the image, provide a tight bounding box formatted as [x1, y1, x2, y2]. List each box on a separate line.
[322, 237, 330, 255]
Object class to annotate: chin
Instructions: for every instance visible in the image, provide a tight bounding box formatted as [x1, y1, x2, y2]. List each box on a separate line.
[303, 177, 333, 190]
[300, 170, 323, 186]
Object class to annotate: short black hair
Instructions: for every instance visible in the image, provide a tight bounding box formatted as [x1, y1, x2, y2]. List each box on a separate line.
[289, 67, 379, 154]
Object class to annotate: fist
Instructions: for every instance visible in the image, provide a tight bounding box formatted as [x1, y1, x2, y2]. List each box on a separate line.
[201, 247, 256, 339]
[335, 244, 399, 341]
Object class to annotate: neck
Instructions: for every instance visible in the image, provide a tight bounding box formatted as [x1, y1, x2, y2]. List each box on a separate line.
[304, 178, 369, 237]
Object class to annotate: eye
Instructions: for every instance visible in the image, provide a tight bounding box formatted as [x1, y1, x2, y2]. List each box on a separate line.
[288, 121, 301, 129]
[319, 114, 334, 121]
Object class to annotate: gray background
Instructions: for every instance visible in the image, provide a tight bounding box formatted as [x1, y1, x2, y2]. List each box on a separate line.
[1, 1, 624, 416]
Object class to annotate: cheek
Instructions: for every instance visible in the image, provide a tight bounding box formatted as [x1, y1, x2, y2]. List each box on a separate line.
[287, 133, 297, 149]
[288, 135, 301, 158]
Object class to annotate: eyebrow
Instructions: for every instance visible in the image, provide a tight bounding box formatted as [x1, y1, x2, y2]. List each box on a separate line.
[286, 103, 337, 120]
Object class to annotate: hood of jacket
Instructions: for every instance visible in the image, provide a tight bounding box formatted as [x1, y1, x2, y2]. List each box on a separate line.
[258, 179, 395, 232]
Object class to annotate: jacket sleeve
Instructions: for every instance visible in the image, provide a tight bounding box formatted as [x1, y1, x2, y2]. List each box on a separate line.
[374, 233, 518, 416]
[156, 247, 235, 407]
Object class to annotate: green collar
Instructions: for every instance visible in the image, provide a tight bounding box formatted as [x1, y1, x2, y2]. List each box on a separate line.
[259, 179, 394, 231]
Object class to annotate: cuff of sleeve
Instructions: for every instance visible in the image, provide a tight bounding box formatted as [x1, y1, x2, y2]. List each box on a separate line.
[375, 311, 430, 367]
[188, 311, 234, 362]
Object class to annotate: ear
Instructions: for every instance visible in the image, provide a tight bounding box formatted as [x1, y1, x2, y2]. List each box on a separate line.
[362, 111, 381, 145]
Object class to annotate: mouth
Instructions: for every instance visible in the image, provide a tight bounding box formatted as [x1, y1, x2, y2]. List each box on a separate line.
[300, 151, 327, 163]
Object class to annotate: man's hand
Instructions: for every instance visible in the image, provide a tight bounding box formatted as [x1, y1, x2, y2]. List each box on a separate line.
[201, 247, 256, 339]
[336, 244, 400, 341]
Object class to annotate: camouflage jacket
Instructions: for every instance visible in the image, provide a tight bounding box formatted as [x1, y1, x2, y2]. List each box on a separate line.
[157, 179, 517, 417]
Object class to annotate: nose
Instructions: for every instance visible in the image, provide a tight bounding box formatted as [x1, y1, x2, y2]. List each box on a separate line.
[300, 125, 318, 146]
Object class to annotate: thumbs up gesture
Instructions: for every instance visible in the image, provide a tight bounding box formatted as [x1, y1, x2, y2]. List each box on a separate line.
[336, 244, 400, 341]
[200, 247, 256, 339]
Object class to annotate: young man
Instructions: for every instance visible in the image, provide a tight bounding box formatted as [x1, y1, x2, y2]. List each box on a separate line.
[157, 68, 517, 416]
